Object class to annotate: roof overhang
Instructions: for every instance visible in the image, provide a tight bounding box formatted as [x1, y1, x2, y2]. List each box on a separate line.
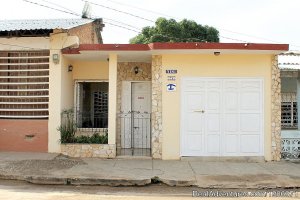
[62, 42, 289, 62]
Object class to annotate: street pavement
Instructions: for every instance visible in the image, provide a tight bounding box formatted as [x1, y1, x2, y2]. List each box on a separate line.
[0, 152, 299, 189]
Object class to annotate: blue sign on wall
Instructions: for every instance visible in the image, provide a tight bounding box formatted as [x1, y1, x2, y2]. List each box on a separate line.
[167, 83, 176, 92]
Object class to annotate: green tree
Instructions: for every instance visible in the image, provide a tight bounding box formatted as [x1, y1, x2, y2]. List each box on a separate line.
[130, 18, 219, 44]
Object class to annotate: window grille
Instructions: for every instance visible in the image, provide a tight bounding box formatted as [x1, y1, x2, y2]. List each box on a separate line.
[0, 51, 49, 119]
[75, 82, 108, 129]
[281, 93, 298, 129]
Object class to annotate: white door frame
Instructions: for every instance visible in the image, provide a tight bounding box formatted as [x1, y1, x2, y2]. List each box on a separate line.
[180, 77, 264, 157]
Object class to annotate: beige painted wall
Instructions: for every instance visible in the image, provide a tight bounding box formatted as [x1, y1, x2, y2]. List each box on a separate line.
[48, 33, 79, 152]
[72, 61, 109, 80]
[0, 37, 49, 50]
[61, 57, 74, 110]
[161, 54, 272, 160]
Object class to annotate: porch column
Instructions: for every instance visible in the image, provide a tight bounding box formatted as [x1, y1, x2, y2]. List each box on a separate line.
[297, 77, 300, 130]
[48, 49, 62, 152]
[152, 55, 163, 159]
[271, 55, 281, 161]
[108, 54, 117, 145]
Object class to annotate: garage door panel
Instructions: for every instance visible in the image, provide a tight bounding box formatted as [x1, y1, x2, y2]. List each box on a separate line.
[240, 113, 261, 132]
[224, 114, 239, 132]
[187, 134, 203, 151]
[224, 92, 239, 112]
[187, 93, 204, 110]
[224, 134, 239, 154]
[224, 80, 239, 89]
[187, 113, 203, 132]
[241, 80, 261, 89]
[240, 135, 261, 153]
[207, 114, 220, 132]
[240, 92, 261, 111]
[207, 91, 221, 111]
[207, 80, 221, 89]
[184, 80, 205, 92]
[207, 134, 220, 153]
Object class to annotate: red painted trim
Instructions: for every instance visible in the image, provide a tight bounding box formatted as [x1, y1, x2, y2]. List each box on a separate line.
[150, 42, 289, 51]
[62, 42, 289, 54]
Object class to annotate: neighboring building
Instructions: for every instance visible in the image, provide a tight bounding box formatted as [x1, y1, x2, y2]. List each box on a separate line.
[278, 52, 300, 159]
[0, 18, 104, 152]
[59, 42, 288, 161]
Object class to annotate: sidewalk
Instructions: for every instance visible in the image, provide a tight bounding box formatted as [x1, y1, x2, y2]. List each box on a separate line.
[0, 152, 299, 188]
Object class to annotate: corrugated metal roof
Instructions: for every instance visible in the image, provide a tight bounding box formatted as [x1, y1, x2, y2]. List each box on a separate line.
[279, 53, 300, 70]
[0, 18, 94, 31]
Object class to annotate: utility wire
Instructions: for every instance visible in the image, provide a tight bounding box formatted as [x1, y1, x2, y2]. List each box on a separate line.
[96, 0, 175, 19]
[21, 0, 279, 44]
[89, 0, 299, 48]
[23, 0, 81, 17]
[39, 0, 77, 14]
[3, 0, 292, 49]
[104, 21, 141, 33]
[101, 17, 141, 31]
[82, 0, 155, 23]
[23, 0, 141, 32]
[21, 0, 248, 43]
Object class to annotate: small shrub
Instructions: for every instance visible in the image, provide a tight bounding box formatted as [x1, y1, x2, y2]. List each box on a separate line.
[90, 133, 108, 144]
[58, 109, 76, 143]
[74, 135, 90, 143]
[75, 133, 108, 144]
[58, 109, 108, 144]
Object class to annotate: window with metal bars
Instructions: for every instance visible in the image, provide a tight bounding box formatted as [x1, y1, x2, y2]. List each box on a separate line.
[0, 51, 49, 119]
[75, 82, 108, 129]
[281, 93, 298, 129]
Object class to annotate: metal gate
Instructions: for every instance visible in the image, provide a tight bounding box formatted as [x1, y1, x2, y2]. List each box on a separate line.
[117, 111, 151, 156]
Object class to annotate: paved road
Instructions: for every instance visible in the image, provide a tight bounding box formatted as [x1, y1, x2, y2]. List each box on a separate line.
[0, 180, 299, 200]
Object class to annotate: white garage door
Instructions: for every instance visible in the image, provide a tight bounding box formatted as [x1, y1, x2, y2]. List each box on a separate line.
[181, 78, 264, 157]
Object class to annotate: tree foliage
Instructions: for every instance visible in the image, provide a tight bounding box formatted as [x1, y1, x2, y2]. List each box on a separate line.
[130, 18, 219, 44]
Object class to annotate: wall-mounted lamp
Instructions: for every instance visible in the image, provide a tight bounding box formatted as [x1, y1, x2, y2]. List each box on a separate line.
[68, 65, 73, 72]
[134, 66, 139, 74]
[214, 52, 221, 56]
[52, 53, 60, 64]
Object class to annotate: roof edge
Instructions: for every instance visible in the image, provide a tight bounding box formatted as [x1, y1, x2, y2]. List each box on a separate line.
[62, 42, 289, 54]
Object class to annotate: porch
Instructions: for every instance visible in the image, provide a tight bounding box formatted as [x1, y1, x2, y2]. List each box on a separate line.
[56, 49, 162, 158]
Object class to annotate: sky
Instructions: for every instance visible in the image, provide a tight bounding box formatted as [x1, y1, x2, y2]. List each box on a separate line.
[0, 0, 300, 51]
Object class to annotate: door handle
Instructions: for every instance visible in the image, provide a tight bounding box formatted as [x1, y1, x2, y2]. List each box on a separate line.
[194, 110, 205, 113]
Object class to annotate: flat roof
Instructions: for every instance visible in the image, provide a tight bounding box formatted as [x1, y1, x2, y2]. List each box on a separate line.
[62, 42, 289, 62]
[62, 42, 289, 54]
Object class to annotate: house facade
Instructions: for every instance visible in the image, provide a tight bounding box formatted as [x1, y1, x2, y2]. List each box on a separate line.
[57, 42, 288, 161]
[0, 18, 104, 152]
[0, 19, 290, 160]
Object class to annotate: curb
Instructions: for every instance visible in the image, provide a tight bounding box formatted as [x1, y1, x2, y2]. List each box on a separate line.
[0, 174, 152, 186]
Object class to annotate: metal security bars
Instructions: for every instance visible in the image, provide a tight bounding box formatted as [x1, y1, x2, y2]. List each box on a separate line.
[117, 111, 151, 156]
[282, 137, 300, 159]
[281, 93, 298, 129]
[76, 111, 108, 128]
[75, 81, 108, 133]
[0, 51, 49, 118]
